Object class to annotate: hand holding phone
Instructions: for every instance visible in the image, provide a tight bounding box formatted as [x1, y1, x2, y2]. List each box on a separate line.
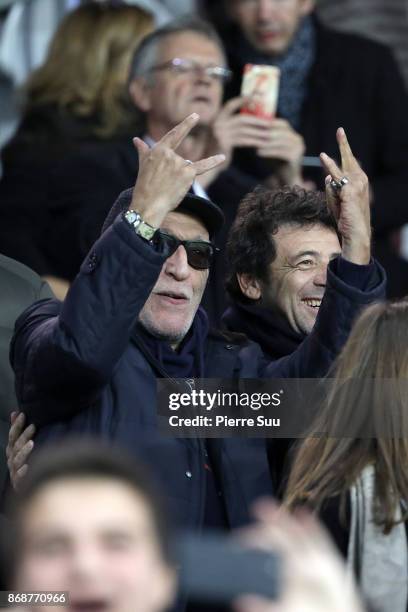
[175, 531, 281, 604]
[240, 64, 280, 120]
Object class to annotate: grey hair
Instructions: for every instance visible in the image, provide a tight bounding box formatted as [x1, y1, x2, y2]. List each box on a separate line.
[128, 16, 227, 83]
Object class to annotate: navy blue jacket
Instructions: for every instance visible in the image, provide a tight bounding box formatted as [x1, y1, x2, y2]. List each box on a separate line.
[11, 191, 386, 530]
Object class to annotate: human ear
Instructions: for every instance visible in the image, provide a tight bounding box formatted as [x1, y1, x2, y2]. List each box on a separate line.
[129, 77, 153, 113]
[237, 273, 262, 300]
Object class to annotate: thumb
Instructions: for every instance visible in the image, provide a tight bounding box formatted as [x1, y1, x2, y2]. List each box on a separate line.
[219, 96, 247, 118]
[132, 137, 150, 161]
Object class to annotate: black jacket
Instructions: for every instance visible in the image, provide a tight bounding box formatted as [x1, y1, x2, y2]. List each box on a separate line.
[11, 188, 386, 531]
[0, 254, 52, 500]
[222, 265, 383, 494]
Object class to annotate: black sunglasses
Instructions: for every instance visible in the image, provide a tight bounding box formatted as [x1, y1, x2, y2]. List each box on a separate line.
[154, 230, 219, 270]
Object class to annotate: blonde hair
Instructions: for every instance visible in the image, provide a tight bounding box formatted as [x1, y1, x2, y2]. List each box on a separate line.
[285, 300, 408, 534]
[25, 3, 154, 138]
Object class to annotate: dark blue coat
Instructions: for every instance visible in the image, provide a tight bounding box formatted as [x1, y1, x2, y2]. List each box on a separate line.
[11, 191, 386, 530]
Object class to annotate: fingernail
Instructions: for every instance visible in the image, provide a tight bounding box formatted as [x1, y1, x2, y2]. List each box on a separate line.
[190, 113, 199, 120]
[338, 127, 345, 135]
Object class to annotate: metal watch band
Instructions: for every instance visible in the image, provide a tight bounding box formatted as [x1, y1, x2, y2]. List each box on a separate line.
[123, 210, 157, 241]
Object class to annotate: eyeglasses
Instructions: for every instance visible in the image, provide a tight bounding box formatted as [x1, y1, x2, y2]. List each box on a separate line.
[154, 230, 219, 270]
[150, 58, 232, 83]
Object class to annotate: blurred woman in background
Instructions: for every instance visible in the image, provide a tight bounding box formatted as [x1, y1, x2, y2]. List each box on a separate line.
[284, 299, 408, 612]
[0, 2, 154, 297]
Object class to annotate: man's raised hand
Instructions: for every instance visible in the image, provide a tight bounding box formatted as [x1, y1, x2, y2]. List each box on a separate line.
[130, 113, 225, 228]
[320, 128, 371, 265]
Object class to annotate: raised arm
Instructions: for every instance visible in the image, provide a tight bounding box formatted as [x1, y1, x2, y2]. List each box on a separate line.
[261, 128, 385, 379]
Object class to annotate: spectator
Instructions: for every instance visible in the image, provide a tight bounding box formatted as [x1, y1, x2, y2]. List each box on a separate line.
[3, 440, 176, 612]
[203, 0, 408, 298]
[5, 116, 382, 541]
[0, 2, 154, 294]
[0, 254, 52, 502]
[223, 185, 341, 359]
[284, 299, 408, 612]
[0, 0, 173, 157]
[222, 132, 383, 488]
[223, 126, 385, 359]
[127, 16, 305, 193]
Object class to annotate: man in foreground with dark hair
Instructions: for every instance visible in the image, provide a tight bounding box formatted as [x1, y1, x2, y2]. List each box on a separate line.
[6, 115, 384, 536]
[4, 440, 176, 612]
[223, 185, 341, 359]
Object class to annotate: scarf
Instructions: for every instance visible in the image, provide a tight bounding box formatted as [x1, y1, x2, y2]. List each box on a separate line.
[237, 15, 316, 130]
[348, 465, 408, 612]
[222, 301, 304, 360]
[135, 306, 209, 378]
[137, 307, 228, 529]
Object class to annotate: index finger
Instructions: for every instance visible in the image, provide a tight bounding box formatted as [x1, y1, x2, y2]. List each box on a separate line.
[158, 113, 200, 150]
[13, 424, 36, 455]
[8, 412, 26, 448]
[320, 151, 342, 181]
[269, 117, 292, 130]
[194, 153, 226, 175]
[337, 127, 359, 171]
[219, 96, 246, 117]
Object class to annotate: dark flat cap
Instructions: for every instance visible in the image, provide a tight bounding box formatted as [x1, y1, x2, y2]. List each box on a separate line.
[101, 188, 224, 238]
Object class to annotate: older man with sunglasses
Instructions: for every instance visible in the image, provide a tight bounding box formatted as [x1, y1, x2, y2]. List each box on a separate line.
[8, 111, 385, 542]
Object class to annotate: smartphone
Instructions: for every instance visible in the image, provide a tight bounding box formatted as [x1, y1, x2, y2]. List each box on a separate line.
[175, 531, 281, 603]
[240, 64, 280, 120]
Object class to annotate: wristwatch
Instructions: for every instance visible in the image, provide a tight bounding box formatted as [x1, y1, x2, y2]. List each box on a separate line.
[123, 210, 157, 241]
